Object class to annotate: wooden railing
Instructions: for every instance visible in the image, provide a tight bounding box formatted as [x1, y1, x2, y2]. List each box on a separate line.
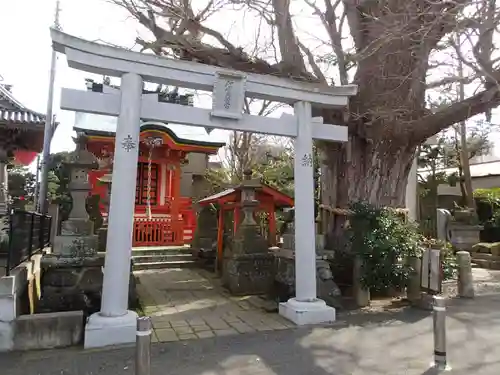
[133, 216, 195, 246]
[131, 197, 197, 247]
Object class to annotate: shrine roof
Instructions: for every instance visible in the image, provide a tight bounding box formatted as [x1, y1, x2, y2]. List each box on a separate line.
[198, 184, 294, 208]
[74, 120, 226, 152]
[0, 84, 46, 127]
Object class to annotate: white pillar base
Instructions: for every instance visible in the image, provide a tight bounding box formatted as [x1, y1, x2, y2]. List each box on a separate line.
[84, 310, 137, 349]
[279, 298, 336, 326]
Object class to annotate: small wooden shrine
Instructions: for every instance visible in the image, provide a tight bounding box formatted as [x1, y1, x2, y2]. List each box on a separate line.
[198, 172, 294, 270]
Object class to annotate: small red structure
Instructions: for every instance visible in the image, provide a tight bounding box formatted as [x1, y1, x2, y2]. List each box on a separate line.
[77, 123, 225, 247]
[198, 183, 293, 264]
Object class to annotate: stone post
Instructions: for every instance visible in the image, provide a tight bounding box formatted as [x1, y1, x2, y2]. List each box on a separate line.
[457, 251, 474, 298]
[84, 73, 142, 348]
[47, 204, 60, 241]
[407, 256, 422, 304]
[353, 257, 370, 307]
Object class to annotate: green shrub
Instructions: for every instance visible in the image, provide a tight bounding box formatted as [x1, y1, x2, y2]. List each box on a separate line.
[347, 202, 421, 293]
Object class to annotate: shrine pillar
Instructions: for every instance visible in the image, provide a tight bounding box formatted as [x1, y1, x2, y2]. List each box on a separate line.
[279, 101, 336, 325]
[84, 73, 142, 348]
[170, 158, 182, 243]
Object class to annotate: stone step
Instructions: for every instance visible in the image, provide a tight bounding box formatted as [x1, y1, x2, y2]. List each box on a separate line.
[470, 252, 500, 262]
[132, 260, 197, 271]
[132, 246, 192, 256]
[132, 253, 194, 263]
[471, 258, 500, 270]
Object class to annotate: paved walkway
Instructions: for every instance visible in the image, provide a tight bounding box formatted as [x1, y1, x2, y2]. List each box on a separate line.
[3, 293, 500, 375]
[134, 268, 295, 342]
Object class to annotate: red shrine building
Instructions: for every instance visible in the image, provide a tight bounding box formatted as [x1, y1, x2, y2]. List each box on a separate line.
[75, 121, 225, 248]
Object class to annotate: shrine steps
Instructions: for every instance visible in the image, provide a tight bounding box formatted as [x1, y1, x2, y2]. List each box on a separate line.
[132, 246, 197, 271]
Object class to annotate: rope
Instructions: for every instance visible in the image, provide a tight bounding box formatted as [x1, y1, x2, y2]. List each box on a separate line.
[146, 146, 153, 219]
[143, 136, 163, 219]
[318, 204, 409, 216]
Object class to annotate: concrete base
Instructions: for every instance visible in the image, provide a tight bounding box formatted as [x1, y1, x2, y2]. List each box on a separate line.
[14, 311, 83, 351]
[84, 310, 137, 349]
[279, 297, 336, 325]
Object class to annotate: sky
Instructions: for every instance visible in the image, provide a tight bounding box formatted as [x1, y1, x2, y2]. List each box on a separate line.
[0, 0, 229, 157]
[0, 0, 499, 161]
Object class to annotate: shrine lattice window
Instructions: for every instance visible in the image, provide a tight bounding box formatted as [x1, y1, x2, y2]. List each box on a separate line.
[135, 162, 159, 205]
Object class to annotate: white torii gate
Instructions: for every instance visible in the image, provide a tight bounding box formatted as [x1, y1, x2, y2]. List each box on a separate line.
[51, 29, 357, 348]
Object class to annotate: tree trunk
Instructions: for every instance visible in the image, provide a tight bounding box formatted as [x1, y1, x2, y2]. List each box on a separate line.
[319, 127, 415, 246]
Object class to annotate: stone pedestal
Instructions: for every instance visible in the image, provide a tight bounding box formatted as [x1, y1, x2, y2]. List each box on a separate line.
[448, 223, 483, 251]
[272, 248, 341, 308]
[223, 223, 274, 295]
[272, 222, 341, 309]
[37, 253, 137, 315]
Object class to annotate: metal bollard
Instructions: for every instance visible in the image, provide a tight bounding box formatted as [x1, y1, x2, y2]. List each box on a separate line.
[136, 316, 152, 375]
[431, 296, 451, 371]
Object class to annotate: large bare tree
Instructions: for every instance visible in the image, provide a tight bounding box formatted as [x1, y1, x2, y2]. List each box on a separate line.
[111, 0, 500, 219]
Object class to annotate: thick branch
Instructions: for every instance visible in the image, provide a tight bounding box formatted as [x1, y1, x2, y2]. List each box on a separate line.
[412, 73, 500, 143]
[271, 0, 306, 74]
[426, 73, 480, 89]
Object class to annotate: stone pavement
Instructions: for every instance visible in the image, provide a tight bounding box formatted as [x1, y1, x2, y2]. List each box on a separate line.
[134, 268, 295, 342]
[3, 292, 500, 375]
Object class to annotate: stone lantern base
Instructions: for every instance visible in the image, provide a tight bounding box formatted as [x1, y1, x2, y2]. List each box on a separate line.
[222, 224, 274, 295]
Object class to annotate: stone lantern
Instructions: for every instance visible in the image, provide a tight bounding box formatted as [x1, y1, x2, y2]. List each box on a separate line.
[222, 170, 274, 295]
[54, 135, 99, 257]
[38, 136, 107, 314]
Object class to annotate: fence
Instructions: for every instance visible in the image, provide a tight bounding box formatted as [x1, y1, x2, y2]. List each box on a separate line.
[133, 217, 186, 246]
[1, 209, 52, 276]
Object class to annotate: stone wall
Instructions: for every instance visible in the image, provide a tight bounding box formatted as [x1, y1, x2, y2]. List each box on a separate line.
[0, 254, 42, 351]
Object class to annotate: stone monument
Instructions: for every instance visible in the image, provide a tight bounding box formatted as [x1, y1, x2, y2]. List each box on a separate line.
[222, 170, 274, 295]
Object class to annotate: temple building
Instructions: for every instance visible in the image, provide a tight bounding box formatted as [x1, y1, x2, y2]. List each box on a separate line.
[75, 80, 225, 247]
[0, 84, 48, 210]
